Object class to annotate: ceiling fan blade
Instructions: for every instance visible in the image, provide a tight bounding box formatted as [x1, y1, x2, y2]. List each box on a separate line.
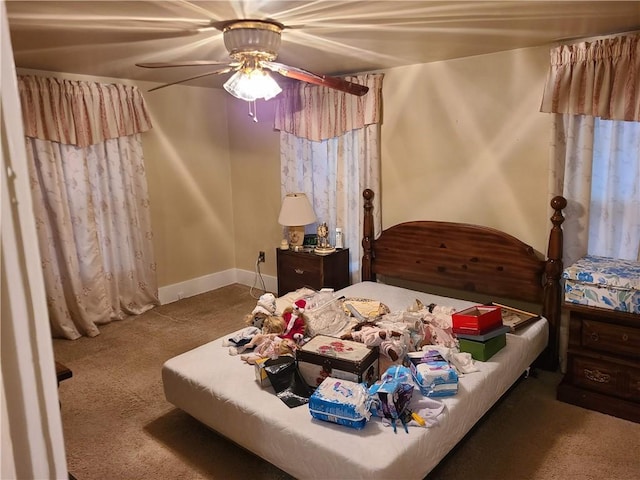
[262, 61, 369, 96]
[137, 60, 233, 68]
[148, 67, 235, 92]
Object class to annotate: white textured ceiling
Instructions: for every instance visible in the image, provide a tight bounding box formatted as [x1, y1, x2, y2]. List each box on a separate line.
[6, 1, 640, 90]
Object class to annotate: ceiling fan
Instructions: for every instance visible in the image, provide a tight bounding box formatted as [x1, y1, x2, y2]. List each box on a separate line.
[136, 19, 369, 100]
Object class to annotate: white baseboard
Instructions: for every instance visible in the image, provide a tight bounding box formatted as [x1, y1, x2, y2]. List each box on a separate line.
[235, 268, 278, 296]
[158, 268, 277, 305]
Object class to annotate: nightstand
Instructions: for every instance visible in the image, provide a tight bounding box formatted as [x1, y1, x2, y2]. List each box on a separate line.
[557, 303, 640, 423]
[276, 248, 350, 297]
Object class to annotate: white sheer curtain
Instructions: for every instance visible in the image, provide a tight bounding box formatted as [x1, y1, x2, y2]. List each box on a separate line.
[276, 74, 384, 281]
[548, 115, 640, 266]
[589, 119, 640, 260]
[19, 75, 159, 339]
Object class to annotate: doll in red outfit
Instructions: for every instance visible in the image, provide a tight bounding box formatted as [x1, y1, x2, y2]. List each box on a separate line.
[279, 299, 308, 344]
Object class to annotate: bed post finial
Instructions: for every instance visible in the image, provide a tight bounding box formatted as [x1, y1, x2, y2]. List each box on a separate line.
[541, 195, 567, 371]
[362, 189, 375, 281]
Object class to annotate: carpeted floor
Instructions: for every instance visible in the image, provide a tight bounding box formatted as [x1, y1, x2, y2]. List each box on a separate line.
[53, 284, 640, 480]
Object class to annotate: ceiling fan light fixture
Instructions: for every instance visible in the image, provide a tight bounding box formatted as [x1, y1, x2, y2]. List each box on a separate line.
[136, 18, 368, 97]
[223, 68, 282, 102]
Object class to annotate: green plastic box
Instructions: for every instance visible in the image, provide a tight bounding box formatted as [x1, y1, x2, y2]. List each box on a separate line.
[458, 334, 507, 361]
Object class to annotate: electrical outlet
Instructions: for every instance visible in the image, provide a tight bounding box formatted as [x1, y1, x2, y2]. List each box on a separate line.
[258, 251, 265, 263]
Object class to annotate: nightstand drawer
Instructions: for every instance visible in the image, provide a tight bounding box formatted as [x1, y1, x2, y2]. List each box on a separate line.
[276, 248, 350, 297]
[278, 255, 321, 278]
[571, 356, 624, 398]
[582, 320, 640, 358]
[279, 261, 321, 293]
[560, 304, 640, 423]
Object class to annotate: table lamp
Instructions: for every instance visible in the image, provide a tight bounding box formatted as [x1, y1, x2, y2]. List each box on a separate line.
[278, 193, 316, 250]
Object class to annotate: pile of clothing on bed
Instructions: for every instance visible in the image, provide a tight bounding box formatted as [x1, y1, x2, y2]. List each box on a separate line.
[223, 288, 477, 375]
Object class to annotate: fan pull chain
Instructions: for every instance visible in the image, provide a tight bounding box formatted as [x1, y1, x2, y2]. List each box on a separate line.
[248, 100, 258, 122]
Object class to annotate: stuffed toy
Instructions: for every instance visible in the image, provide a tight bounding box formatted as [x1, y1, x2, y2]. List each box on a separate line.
[225, 293, 279, 354]
[244, 292, 277, 331]
[279, 299, 308, 344]
[408, 299, 458, 349]
[223, 326, 261, 352]
[342, 322, 407, 361]
[229, 315, 285, 356]
[240, 335, 296, 365]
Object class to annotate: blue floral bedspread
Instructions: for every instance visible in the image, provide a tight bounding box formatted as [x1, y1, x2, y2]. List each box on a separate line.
[562, 255, 640, 313]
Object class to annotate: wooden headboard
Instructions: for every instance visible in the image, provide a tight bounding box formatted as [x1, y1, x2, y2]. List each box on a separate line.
[361, 189, 567, 370]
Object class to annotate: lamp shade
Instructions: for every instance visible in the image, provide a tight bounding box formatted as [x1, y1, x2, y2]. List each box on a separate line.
[278, 193, 316, 248]
[223, 68, 282, 102]
[278, 193, 316, 226]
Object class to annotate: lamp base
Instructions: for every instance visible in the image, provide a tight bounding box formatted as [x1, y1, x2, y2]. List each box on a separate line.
[287, 226, 305, 247]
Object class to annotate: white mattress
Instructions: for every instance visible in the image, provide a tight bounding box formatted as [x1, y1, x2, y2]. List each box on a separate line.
[162, 281, 548, 479]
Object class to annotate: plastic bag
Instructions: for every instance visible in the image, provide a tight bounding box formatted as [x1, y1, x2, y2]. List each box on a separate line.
[264, 356, 314, 408]
[368, 365, 415, 433]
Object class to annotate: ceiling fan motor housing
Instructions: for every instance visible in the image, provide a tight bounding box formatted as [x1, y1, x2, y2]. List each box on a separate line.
[223, 20, 282, 61]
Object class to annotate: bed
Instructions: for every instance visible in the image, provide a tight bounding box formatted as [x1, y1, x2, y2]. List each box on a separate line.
[162, 189, 567, 479]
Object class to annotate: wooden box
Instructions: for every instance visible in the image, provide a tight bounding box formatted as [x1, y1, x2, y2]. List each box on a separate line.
[297, 335, 379, 388]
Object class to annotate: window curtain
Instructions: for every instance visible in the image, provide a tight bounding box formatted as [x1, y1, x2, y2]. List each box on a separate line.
[275, 74, 384, 282]
[540, 34, 640, 372]
[18, 75, 159, 340]
[540, 33, 639, 122]
[541, 34, 640, 266]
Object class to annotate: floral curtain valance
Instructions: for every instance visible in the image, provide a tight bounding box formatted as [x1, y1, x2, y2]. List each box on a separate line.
[540, 33, 640, 122]
[274, 73, 383, 141]
[18, 75, 153, 147]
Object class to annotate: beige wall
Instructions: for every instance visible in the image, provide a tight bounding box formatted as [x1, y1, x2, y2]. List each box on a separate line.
[17, 44, 556, 289]
[225, 44, 556, 279]
[227, 99, 282, 276]
[380, 46, 553, 254]
[143, 86, 235, 286]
